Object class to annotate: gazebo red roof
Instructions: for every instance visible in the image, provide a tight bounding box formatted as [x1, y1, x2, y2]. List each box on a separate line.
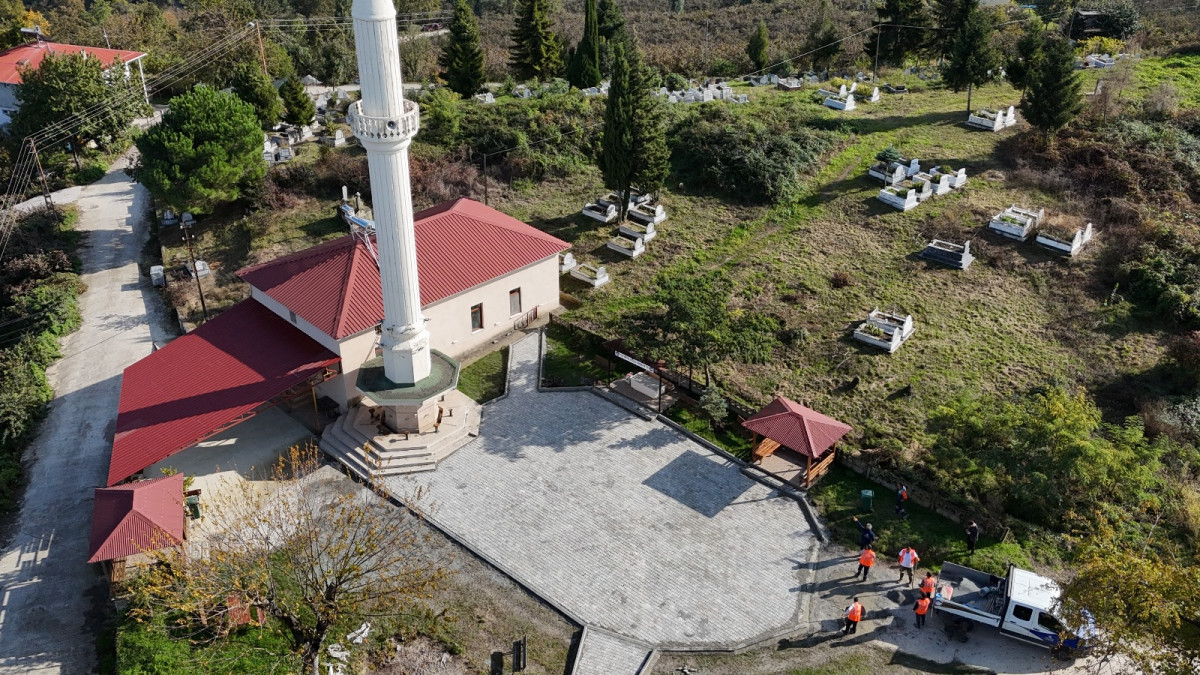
[88, 473, 184, 563]
[237, 198, 570, 340]
[741, 396, 852, 460]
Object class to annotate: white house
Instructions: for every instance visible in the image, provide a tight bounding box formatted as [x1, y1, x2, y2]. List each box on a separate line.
[0, 40, 148, 127]
[105, 198, 570, 486]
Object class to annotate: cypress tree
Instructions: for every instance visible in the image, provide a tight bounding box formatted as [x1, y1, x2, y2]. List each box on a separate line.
[509, 0, 563, 82]
[600, 39, 668, 221]
[1006, 19, 1046, 94]
[874, 0, 931, 66]
[804, 0, 841, 71]
[597, 0, 627, 77]
[567, 0, 601, 89]
[1020, 36, 1084, 142]
[280, 74, 316, 126]
[746, 20, 769, 73]
[441, 0, 486, 97]
[230, 62, 283, 129]
[942, 8, 1000, 114]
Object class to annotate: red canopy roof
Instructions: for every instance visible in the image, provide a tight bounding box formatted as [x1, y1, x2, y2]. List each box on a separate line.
[88, 473, 184, 563]
[0, 41, 145, 86]
[108, 301, 339, 486]
[238, 198, 570, 340]
[741, 396, 852, 460]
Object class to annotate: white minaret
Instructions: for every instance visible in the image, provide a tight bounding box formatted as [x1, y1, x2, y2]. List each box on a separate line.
[349, 0, 430, 384]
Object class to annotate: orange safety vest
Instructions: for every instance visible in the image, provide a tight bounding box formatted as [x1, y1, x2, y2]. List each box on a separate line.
[860, 549, 876, 567]
[920, 576, 936, 594]
[847, 602, 863, 621]
[898, 548, 920, 567]
[915, 598, 931, 615]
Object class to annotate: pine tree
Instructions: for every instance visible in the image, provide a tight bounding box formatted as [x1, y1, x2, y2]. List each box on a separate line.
[601, 40, 668, 221]
[1006, 19, 1046, 93]
[597, 0, 626, 77]
[746, 20, 770, 73]
[873, 0, 931, 66]
[230, 62, 283, 129]
[279, 75, 316, 126]
[1020, 36, 1083, 142]
[942, 8, 999, 114]
[567, 0, 601, 89]
[930, 0, 979, 56]
[804, 0, 841, 71]
[441, 0, 486, 97]
[509, 0, 563, 82]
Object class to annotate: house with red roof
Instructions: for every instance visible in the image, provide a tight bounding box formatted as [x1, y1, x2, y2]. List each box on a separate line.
[107, 198, 570, 486]
[0, 39, 148, 127]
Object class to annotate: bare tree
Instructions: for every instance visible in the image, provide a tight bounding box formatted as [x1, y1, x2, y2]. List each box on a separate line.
[126, 444, 448, 673]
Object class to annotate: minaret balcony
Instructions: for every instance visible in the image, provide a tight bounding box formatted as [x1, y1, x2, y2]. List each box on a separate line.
[347, 99, 420, 142]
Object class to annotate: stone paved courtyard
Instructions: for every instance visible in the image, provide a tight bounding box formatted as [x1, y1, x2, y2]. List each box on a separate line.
[385, 333, 817, 649]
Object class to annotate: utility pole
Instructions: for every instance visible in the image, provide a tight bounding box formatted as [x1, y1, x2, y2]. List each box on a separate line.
[482, 153, 489, 205]
[102, 29, 111, 49]
[29, 139, 53, 207]
[181, 219, 209, 323]
[253, 22, 270, 79]
[873, 24, 882, 84]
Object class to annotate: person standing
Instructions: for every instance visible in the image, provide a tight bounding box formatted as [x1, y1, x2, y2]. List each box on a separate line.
[914, 595, 931, 628]
[856, 545, 876, 581]
[897, 545, 920, 586]
[852, 516, 875, 550]
[919, 571, 936, 598]
[966, 520, 980, 556]
[844, 597, 864, 635]
[895, 483, 909, 520]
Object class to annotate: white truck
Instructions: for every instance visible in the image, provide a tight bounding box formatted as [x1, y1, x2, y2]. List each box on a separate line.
[933, 562, 1091, 654]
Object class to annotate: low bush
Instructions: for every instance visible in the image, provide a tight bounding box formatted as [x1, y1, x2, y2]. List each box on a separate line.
[670, 104, 833, 203]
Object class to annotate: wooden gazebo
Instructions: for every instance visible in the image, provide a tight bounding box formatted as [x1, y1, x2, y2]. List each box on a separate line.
[742, 396, 851, 488]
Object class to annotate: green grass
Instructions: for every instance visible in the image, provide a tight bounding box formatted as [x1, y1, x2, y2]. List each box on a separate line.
[1134, 52, 1200, 107]
[809, 463, 1033, 577]
[458, 347, 509, 403]
[664, 406, 755, 460]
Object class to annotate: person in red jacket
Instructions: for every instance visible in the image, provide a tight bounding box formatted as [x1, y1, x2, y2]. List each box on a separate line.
[914, 595, 931, 628]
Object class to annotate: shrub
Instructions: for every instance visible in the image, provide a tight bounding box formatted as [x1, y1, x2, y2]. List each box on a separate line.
[664, 72, 688, 91]
[671, 104, 833, 203]
[830, 271, 853, 288]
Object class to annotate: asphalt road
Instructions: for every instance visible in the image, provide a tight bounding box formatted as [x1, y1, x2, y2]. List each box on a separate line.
[0, 154, 171, 674]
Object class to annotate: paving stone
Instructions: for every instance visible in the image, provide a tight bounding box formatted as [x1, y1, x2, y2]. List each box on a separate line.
[572, 628, 652, 675]
[386, 334, 815, 649]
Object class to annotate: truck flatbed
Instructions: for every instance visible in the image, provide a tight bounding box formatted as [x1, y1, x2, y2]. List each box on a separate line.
[935, 562, 1006, 627]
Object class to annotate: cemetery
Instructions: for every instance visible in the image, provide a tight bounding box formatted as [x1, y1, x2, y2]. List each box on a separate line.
[628, 201, 667, 226]
[581, 201, 619, 223]
[619, 220, 656, 242]
[877, 184, 920, 211]
[989, 205, 1045, 240]
[558, 251, 577, 274]
[569, 263, 610, 287]
[966, 106, 1019, 131]
[852, 309, 916, 353]
[823, 93, 855, 111]
[607, 233, 646, 258]
[920, 239, 976, 270]
[930, 165, 968, 189]
[1035, 220, 1095, 257]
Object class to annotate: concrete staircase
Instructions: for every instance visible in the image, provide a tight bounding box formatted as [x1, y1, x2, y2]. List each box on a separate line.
[319, 389, 481, 481]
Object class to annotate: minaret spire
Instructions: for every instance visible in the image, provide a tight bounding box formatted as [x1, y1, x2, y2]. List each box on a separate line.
[349, 0, 429, 384]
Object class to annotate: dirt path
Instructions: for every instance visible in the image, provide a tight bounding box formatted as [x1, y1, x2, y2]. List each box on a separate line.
[0, 155, 172, 674]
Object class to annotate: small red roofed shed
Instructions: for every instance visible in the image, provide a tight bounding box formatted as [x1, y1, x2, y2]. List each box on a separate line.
[89, 473, 185, 565]
[741, 396, 852, 488]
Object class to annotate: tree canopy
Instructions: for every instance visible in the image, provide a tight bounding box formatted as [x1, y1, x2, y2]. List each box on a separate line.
[230, 62, 283, 129]
[440, 0, 486, 97]
[1020, 36, 1084, 140]
[566, 0, 601, 89]
[133, 86, 265, 214]
[600, 39, 668, 221]
[509, 0, 562, 81]
[745, 20, 770, 73]
[0, 0, 48, 50]
[874, 0, 931, 66]
[804, 0, 841, 71]
[941, 8, 1000, 113]
[930, 0, 980, 56]
[279, 74, 316, 127]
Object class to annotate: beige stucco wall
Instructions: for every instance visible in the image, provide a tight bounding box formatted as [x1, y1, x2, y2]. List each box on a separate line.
[287, 253, 562, 410]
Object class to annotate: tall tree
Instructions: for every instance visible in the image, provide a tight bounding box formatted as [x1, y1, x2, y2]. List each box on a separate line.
[279, 74, 316, 126]
[746, 20, 770, 73]
[600, 39, 668, 221]
[567, 0, 601, 89]
[804, 0, 842, 71]
[133, 86, 265, 214]
[11, 52, 142, 168]
[230, 62, 283, 129]
[509, 0, 562, 81]
[942, 9, 999, 114]
[873, 0, 931, 66]
[597, 0, 626, 77]
[1005, 17, 1046, 93]
[127, 446, 447, 674]
[1020, 36, 1083, 141]
[440, 0, 486, 97]
[930, 0, 979, 56]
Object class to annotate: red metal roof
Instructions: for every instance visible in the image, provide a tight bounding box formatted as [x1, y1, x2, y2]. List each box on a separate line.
[238, 198, 570, 340]
[0, 41, 145, 86]
[88, 473, 184, 563]
[108, 301, 340, 486]
[741, 396, 852, 460]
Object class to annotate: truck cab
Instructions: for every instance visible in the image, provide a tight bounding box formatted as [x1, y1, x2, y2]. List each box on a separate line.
[934, 562, 1088, 653]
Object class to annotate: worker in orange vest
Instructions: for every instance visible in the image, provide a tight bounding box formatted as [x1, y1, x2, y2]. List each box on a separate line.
[919, 571, 937, 598]
[856, 545, 876, 581]
[843, 597, 864, 635]
[897, 545, 920, 586]
[914, 595, 932, 629]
